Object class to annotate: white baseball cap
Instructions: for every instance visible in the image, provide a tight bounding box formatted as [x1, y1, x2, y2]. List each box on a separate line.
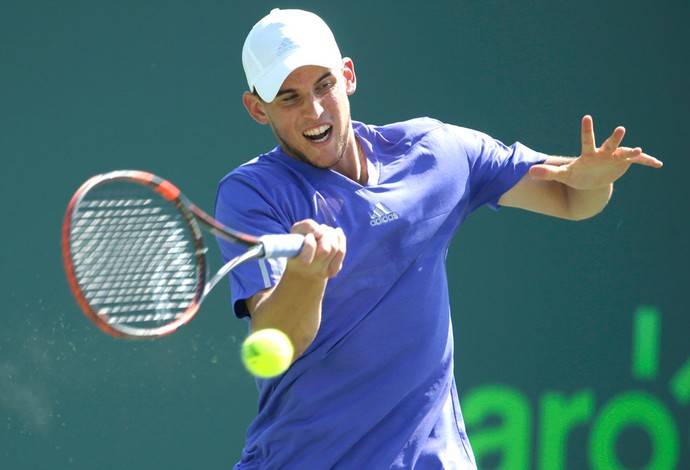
[242, 9, 343, 103]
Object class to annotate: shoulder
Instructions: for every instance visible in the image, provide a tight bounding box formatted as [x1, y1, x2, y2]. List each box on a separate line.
[218, 148, 302, 194]
[219, 150, 276, 185]
[355, 118, 484, 152]
[216, 151, 293, 215]
[356, 117, 442, 144]
[371, 117, 445, 136]
[216, 149, 318, 223]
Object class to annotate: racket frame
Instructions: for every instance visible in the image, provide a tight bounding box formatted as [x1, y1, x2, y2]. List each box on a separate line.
[62, 170, 294, 339]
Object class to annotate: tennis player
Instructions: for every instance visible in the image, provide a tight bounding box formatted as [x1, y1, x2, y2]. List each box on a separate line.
[215, 9, 662, 469]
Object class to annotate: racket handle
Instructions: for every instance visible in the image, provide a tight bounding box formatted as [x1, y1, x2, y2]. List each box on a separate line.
[259, 234, 305, 258]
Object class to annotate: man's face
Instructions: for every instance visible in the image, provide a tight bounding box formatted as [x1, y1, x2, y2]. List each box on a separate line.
[244, 61, 357, 172]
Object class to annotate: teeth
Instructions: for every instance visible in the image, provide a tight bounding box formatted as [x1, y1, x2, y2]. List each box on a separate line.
[304, 124, 331, 136]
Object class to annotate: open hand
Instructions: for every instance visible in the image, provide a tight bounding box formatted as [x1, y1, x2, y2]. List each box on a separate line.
[529, 115, 663, 190]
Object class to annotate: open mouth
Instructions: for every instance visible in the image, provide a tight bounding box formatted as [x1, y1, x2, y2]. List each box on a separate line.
[303, 124, 332, 144]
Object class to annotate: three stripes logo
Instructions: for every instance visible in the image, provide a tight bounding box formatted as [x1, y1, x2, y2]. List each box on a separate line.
[276, 38, 298, 58]
[370, 202, 399, 226]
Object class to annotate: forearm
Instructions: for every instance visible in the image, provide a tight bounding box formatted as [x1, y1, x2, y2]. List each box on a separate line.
[563, 182, 613, 220]
[247, 220, 345, 359]
[249, 269, 328, 359]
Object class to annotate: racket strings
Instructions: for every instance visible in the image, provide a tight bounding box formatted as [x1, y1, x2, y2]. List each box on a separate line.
[69, 186, 201, 327]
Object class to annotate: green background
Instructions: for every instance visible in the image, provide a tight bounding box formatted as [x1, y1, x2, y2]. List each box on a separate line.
[1, 0, 687, 468]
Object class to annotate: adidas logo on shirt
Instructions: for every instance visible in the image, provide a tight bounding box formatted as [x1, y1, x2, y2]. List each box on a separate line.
[370, 202, 399, 226]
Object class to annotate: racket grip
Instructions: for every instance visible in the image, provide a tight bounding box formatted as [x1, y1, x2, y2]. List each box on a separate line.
[259, 234, 305, 258]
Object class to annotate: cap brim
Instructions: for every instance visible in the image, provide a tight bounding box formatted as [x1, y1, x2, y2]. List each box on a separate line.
[254, 51, 343, 103]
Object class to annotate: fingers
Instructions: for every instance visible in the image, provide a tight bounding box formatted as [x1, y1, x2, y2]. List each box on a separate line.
[309, 225, 345, 278]
[291, 219, 322, 235]
[601, 126, 626, 156]
[528, 163, 569, 183]
[615, 147, 664, 168]
[581, 115, 596, 156]
[582, 115, 628, 157]
[612, 146, 645, 163]
[289, 220, 347, 278]
[326, 227, 347, 278]
[630, 154, 663, 168]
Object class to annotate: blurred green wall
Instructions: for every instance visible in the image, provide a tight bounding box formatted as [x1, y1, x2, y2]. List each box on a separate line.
[1, 1, 687, 468]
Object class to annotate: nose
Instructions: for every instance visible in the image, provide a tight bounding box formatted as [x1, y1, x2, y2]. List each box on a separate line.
[302, 93, 324, 118]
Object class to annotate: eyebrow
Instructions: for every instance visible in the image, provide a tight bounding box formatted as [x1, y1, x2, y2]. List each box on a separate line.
[275, 71, 334, 98]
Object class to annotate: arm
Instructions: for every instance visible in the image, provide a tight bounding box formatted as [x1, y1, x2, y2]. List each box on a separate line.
[498, 115, 663, 220]
[246, 220, 346, 359]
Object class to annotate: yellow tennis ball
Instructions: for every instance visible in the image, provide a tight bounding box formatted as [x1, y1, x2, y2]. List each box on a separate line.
[241, 328, 294, 378]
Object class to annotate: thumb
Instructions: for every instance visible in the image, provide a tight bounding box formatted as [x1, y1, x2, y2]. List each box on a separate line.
[528, 163, 568, 183]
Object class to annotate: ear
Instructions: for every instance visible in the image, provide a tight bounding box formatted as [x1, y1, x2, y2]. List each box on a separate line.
[242, 91, 270, 125]
[341, 58, 357, 96]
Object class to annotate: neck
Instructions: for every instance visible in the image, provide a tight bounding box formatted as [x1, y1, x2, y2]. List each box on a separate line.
[352, 137, 368, 186]
[335, 133, 368, 186]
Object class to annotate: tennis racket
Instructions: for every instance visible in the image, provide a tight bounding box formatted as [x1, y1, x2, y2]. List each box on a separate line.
[62, 170, 304, 339]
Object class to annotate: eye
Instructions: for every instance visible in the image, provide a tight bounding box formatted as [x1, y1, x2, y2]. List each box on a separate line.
[317, 79, 335, 95]
[280, 93, 299, 105]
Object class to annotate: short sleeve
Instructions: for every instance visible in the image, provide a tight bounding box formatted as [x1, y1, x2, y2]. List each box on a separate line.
[214, 173, 292, 318]
[446, 126, 548, 212]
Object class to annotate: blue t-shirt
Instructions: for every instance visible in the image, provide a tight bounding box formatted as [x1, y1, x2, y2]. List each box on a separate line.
[215, 118, 547, 469]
